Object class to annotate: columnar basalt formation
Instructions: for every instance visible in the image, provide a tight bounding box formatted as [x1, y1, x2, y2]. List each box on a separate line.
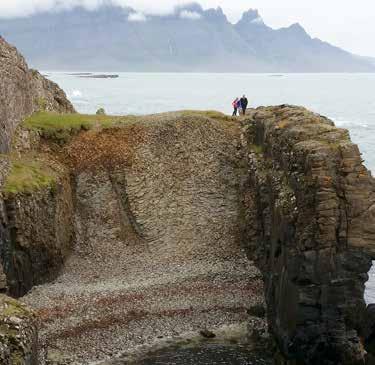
[242, 105, 375, 365]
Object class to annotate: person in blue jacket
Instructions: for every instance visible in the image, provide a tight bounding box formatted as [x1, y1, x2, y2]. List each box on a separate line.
[240, 95, 248, 115]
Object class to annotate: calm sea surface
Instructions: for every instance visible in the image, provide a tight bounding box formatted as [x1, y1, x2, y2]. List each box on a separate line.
[46, 72, 375, 362]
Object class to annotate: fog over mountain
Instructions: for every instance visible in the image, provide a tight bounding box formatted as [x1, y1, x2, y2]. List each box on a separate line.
[0, 2, 374, 72]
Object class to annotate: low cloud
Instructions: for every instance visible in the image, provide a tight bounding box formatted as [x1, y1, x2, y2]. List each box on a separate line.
[128, 12, 147, 22]
[0, 1, 235, 19]
[179, 10, 202, 20]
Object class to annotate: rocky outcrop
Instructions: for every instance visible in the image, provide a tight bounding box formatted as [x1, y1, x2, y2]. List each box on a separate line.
[0, 36, 75, 154]
[242, 105, 375, 365]
[0, 36, 74, 363]
[0, 294, 38, 365]
[3, 168, 75, 297]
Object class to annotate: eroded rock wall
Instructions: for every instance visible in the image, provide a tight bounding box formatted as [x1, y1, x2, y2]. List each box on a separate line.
[3, 170, 75, 297]
[65, 114, 247, 260]
[242, 105, 375, 365]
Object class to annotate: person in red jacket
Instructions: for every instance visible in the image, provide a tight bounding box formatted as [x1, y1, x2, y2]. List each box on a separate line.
[232, 97, 239, 116]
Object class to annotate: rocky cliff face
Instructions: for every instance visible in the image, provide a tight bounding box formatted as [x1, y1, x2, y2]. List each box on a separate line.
[0, 37, 75, 153]
[3, 168, 74, 297]
[242, 105, 375, 364]
[0, 36, 75, 364]
[0, 106, 373, 364]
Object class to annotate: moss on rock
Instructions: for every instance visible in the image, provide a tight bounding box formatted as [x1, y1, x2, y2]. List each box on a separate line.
[3, 159, 57, 195]
[0, 295, 37, 365]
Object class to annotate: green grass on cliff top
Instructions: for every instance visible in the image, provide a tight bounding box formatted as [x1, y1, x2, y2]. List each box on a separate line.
[23, 111, 233, 143]
[3, 159, 57, 195]
[23, 111, 139, 144]
[24, 111, 135, 131]
[24, 110, 232, 132]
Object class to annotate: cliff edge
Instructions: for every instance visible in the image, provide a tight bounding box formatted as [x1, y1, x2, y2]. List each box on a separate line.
[0, 37, 75, 364]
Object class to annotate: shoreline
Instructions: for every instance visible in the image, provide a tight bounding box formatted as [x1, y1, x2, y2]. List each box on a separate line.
[95, 322, 269, 364]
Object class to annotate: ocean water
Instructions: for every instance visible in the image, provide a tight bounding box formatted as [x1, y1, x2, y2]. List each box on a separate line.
[45, 72, 375, 362]
[46, 72, 375, 172]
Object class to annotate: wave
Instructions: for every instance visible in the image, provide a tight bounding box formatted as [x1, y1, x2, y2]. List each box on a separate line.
[70, 90, 83, 98]
[333, 119, 371, 129]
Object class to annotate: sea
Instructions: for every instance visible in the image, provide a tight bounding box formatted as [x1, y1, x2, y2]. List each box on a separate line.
[45, 72, 375, 363]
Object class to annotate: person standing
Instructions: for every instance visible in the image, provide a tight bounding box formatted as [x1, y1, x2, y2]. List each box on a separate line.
[232, 97, 239, 116]
[240, 95, 248, 115]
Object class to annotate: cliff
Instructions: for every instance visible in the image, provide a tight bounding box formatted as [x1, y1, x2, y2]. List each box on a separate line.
[0, 36, 75, 153]
[1, 36, 375, 365]
[0, 37, 75, 364]
[243, 106, 375, 364]
[0, 106, 374, 364]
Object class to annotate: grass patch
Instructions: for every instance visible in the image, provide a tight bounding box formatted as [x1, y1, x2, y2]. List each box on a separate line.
[23, 110, 234, 145]
[180, 110, 233, 122]
[3, 159, 57, 195]
[23, 112, 137, 144]
[249, 144, 264, 155]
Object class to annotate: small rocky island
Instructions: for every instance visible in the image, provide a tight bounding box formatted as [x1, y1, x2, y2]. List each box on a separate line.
[1, 36, 375, 365]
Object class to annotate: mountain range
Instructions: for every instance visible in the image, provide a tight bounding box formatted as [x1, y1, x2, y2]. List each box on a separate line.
[0, 3, 374, 72]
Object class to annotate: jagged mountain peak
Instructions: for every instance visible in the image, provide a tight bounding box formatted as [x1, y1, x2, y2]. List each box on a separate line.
[204, 6, 228, 22]
[236, 8, 267, 29]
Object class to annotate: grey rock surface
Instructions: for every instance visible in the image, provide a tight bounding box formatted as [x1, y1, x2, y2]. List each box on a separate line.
[242, 105, 375, 364]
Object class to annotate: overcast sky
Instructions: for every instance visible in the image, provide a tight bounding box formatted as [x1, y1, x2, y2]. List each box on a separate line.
[1, 0, 374, 57]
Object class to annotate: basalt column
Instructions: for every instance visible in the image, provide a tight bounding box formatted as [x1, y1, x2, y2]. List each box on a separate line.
[242, 105, 375, 365]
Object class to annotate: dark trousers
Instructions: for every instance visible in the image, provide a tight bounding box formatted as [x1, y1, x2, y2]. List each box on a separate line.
[242, 106, 247, 115]
[232, 108, 237, 116]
